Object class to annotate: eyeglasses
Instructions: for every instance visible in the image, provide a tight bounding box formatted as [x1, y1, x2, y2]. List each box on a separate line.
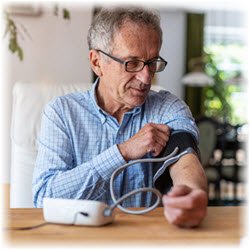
[97, 50, 167, 73]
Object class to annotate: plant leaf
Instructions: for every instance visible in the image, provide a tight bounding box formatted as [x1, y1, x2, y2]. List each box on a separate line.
[9, 38, 17, 52]
[63, 8, 70, 20]
[17, 46, 24, 61]
[54, 4, 58, 16]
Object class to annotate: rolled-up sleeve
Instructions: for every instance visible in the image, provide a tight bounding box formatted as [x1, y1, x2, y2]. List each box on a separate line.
[151, 90, 199, 142]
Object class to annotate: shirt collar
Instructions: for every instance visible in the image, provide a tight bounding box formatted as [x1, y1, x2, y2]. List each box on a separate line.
[89, 78, 107, 124]
[90, 78, 143, 124]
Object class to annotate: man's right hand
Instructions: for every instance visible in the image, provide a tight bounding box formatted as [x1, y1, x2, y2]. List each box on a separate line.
[118, 123, 170, 161]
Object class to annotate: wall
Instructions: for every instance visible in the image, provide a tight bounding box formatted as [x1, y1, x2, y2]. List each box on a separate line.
[4, 6, 93, 84]
[157, 10, 186, 98]
[2, 5, 93, 183]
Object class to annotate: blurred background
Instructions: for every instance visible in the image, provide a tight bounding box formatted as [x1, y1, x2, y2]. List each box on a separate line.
[1, 0, 248, 206]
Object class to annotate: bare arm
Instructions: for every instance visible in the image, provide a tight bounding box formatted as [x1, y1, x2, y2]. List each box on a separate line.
[169, 153, 207, 192]
[162, 153, 208, 228]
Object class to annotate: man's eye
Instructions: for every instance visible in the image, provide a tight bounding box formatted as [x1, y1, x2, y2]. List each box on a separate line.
[128, 61, 139, 66]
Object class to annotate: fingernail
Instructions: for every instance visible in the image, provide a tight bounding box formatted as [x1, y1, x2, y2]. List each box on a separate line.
[162, 195, 169, 203]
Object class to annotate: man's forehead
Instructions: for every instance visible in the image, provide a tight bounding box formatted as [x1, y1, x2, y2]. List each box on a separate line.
[112, 25, 161, 58]
[118, 20, 157, 34]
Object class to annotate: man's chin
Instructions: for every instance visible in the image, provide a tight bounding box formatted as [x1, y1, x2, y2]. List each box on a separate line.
[127, 96, 147, 108]
[130, 87, 149, 96]
[125, 88, 149, 107]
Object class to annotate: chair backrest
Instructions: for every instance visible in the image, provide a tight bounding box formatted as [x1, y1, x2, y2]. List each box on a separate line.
[10, 81, 92, 207]
[196, 117, 218, 167]
[10, 83, 166, 208]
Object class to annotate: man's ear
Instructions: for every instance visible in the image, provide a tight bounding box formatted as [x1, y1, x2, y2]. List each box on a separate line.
[89, 50, 103, 77]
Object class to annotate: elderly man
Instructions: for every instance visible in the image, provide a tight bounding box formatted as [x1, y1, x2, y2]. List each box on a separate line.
[33, 7, 208, 228]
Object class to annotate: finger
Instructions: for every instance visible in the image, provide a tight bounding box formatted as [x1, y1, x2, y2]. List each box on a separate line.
[152, 133, 169, 148]
[163, 195, 197, 209]
[180, 220, 202, 228]
[149, 143, 165, 157]
[145, 134, 169, 156]
[151, 146, 163, 157]
[164, 205, 207, 227]
[148, 129, 169, 150]
[163, 190, 207, 209]
[143, 123, 169, 144]
[150, 123, 170, 135]
[166, 185, 192, 197]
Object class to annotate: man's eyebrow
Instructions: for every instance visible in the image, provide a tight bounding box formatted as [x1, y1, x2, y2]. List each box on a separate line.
[124, 55, 160, 61]
[119, 55, 140, 60]
[126, 56, 140, 60]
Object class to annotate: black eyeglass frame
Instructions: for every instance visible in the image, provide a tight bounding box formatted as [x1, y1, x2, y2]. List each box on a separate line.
[97, 49, 167, 73]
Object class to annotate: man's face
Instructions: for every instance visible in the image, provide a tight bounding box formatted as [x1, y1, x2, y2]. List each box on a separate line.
[98, 22, 161, 109]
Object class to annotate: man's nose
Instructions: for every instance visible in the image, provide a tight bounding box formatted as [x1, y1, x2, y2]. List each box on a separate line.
[135, 65, 152, 84]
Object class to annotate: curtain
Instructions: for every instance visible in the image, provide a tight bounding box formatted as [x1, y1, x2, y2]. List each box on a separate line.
[184, 13, 205, 118]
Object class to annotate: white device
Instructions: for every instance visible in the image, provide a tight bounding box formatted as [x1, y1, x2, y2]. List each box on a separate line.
[43, 147, 182, 226]
[43, 198, 114, 226]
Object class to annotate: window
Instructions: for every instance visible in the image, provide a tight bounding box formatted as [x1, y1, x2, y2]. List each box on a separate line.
[203, 10, 247, 125]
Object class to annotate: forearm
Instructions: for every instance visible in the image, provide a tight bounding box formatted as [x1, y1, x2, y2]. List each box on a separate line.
[169, 153, 208, 193]
[33, 103, 127, 207]
[32, 144, 126, 207]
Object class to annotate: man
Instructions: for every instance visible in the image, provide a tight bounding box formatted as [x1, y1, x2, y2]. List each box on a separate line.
[32, 7, 208, 228]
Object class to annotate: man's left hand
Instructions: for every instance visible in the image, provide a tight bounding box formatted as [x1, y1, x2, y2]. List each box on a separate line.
[162, 185, 208, 228]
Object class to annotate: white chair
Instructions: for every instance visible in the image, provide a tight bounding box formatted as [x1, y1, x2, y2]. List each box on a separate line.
[10, 83, 165, 208]
[10, 81, 92, 207]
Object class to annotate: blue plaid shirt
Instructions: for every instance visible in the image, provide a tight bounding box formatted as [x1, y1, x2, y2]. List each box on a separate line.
[32, 80, 198, 208]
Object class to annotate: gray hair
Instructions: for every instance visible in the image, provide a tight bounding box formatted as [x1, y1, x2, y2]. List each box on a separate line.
[87, 6, 162, 53]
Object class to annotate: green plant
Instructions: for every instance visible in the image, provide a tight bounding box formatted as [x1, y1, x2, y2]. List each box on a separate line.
[203, 44, 246, 125]
[4, 11, 25, 60]
[3, 4, 70, 61]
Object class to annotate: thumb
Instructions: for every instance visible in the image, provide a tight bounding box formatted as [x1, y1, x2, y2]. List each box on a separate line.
[166, 185, 192, 197]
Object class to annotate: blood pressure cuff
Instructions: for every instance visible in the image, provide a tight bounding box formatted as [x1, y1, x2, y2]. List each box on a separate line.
[153, 130, 200, 194]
